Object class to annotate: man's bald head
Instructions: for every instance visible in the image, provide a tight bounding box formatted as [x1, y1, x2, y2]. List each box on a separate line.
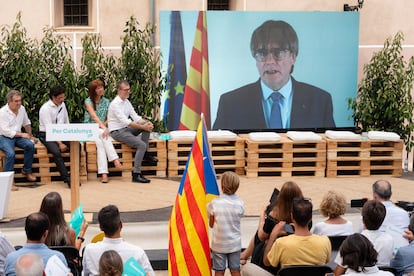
[15, 253, 44, 276]
[372, 180, 392, 201]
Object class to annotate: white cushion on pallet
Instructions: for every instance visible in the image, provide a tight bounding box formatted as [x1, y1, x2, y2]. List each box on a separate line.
[287, 131, 322, 141]
[207, 130, 237, 138]
[367, 131, 400, 141]
[325, 130, 361, 140]
[169, 130, 196, 139]
[248, 132, 281, 141]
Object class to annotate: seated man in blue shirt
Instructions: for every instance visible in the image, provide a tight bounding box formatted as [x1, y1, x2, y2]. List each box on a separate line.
[391, 215, 414, 275]
[4, 212, 68, 276]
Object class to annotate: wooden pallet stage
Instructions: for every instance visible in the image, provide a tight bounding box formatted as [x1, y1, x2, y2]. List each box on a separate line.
[85, 139, 167, 180]
[242, 134, 326, 178]
[326, 138, 403, 177]
[0, 143, 87, 184]
[167, 136, 245, 177]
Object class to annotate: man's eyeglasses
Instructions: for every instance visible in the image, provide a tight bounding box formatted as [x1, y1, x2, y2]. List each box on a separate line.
[254, 48, 290, 62]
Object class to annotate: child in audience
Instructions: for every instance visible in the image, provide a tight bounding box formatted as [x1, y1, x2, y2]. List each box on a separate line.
[208, 171, 245, 276]
[340, 233, 394, 275]
[99, 250, 123, 276]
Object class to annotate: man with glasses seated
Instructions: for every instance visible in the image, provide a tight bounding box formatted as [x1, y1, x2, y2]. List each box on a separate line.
[243, 197, 331, 276]
[213, 20, 335, 130]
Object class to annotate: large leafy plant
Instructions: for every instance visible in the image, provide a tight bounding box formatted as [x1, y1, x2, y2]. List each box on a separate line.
[348, 32, 414, 152]
[0, 13, 166, 133]
[119, 16, 166, 132]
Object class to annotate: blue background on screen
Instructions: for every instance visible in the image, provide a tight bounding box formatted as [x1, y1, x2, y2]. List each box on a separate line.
[159, 11, 359, 129]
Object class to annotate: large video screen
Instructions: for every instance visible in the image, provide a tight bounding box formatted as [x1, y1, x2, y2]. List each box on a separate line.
[159, 11, 359, 132]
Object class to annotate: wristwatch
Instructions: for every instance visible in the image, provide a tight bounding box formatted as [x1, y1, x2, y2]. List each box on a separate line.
[77, 236, 85, 242]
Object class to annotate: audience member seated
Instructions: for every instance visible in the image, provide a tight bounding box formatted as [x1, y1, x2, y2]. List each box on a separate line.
[334, 200, 394, 275]
[39, 192, 88, 251]
[241, 181, 303, 275]
[99, 250, 123, 276]
[339, 233, 394, 275]
[244, 197, 331, 276]
[84, 79, 122, 183]
[1, 232, 15, 274]
[372, 180, 410, 249]
[14, 253, 44, 276]
[391, 215, 414, 276]
[4, 212, 68, 276]
[312, 190, 354, 235]
[82, 204, 154, 276]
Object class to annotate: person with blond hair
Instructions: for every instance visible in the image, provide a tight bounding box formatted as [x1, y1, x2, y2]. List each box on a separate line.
[207, 171, 245, 276]
[312, 190, 353, 235]
[84, 80, 122, 183]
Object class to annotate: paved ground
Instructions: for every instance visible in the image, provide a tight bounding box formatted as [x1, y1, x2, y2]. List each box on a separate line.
[1, 172, 414, 275]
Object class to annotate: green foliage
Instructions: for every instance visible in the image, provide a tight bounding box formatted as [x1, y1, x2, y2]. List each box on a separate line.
[119, 16, 166, 132]
[0, 13, 166, 133]
[0, 13, 79, 130]
[79, 33, 118, 100]
[348, 32, 414, 152]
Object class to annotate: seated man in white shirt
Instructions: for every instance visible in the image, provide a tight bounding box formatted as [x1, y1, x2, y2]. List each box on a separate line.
[373, 180, 410, 249]
[38, 86, 71, 187]
[82, 204, 155, 276]
[107, 80, 157, 184]
[0, 90, 37, 185]
[334, 200, 394, 275]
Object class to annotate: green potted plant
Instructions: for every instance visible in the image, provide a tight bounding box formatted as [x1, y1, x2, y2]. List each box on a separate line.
[348, 31, 414, 170]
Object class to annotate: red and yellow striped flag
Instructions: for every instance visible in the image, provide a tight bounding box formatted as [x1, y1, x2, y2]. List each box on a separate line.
[179, 11, 211, 130]
[168, 116, 219, 276]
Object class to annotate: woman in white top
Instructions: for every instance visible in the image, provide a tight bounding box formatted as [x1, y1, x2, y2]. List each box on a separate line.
[312, 190, 354, 236]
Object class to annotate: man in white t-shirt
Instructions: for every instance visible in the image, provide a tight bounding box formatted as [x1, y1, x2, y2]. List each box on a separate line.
[334, 200, 394, 275]
[82, 204, 155, 276]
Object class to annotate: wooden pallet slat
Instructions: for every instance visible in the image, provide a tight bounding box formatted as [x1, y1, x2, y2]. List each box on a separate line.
[0, 143, 86, 184]
[167, 136, 245, 177]
[242, 134, 326, 178]
[85, 139, 167, 179]
[326, 136, 403, 177]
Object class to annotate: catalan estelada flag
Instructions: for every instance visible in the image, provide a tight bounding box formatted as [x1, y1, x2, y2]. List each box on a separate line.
[179, 11, 211, 130]
[168, 116, 219, 276]
[163, 11, 187, 131]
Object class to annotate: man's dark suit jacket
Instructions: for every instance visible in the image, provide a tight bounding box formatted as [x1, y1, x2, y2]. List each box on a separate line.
[213, 78, 335, 130]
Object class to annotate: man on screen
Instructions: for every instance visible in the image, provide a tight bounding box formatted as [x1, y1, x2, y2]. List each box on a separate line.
[213, 20, 335, 130]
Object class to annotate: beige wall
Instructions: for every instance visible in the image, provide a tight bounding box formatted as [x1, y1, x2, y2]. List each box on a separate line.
[1, 0, 413, 79]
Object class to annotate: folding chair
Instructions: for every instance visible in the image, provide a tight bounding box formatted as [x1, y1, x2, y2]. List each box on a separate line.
[277, 265, 333, 276]
[49, 245, 82, 276]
